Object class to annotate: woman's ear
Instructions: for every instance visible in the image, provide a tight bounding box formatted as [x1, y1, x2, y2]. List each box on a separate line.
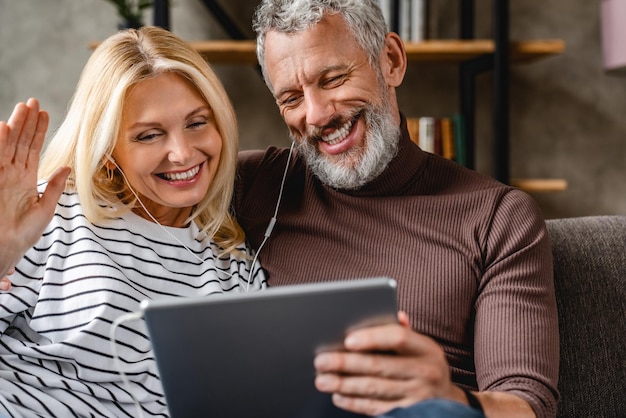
[379, 32, 407, 88]
[103, 156, 117, 171]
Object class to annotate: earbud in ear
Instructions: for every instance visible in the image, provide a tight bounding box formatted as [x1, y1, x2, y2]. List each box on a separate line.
[104, 156, 117, 171]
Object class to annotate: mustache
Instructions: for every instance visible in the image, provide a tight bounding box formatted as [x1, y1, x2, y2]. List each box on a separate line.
[302, 109, 364, 142]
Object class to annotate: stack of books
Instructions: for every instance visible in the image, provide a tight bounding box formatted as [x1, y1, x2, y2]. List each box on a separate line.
[377, 0, 428, 43]
[406, 114, 468, 167]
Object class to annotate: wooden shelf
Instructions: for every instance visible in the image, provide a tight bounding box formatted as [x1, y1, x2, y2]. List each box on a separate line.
[181, 39, 565, 65]
[89, 39, 564, 65]
[186, 40, 258, 65]
[508, 39, 566, 62]
[511, 178, 568, 193]
[404, 39, 564, 62]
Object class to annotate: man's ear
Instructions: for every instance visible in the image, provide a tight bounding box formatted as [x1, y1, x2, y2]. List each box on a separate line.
[379, 32, 407, 88]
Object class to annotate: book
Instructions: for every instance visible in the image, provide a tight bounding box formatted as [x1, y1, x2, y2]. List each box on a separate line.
[418, 117, 435, 153]
[398, 0, 411, 41]
[451, 113, 467, 167]
[440, 117, 454, 160]
[433, 117, 442, 156]
[406, 117, 420, 146]
[390, 0, 428, 42]
[407, 115, 464, 164]
[377, 0, 395, 32]
[410, 0, 427, 42]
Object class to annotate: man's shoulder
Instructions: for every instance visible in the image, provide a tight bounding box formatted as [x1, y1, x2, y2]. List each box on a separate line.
[422, 155, 545, 221]
[238, 146, 290, 165]
[423, 154, 512, 194]
[237, 145, 300, 180]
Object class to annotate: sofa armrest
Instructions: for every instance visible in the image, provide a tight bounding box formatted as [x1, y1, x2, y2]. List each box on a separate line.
[547, 216, 626, 418]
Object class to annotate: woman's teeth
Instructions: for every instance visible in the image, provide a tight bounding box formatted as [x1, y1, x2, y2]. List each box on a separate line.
[161, 164, 200, 181]
[321, 120, 353, 145]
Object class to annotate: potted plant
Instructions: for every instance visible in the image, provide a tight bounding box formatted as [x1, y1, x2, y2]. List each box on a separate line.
[102, 0, 154, 29]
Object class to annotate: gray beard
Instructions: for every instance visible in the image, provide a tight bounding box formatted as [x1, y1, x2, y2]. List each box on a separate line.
[294, 104, 400, 190]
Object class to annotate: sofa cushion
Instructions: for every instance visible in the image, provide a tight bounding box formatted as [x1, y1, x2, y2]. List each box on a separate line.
[546, 216, 626, 418]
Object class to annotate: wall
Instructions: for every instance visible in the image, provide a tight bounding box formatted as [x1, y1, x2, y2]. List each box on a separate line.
[1, 0, 624, 219]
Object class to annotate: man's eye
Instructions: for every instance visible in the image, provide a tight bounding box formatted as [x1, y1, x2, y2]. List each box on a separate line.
[279, 95, 302, 107]
[324, 75, 347, 87]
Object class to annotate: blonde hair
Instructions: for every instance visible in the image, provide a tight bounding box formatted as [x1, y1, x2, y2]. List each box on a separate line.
[40, 26, 245, 254]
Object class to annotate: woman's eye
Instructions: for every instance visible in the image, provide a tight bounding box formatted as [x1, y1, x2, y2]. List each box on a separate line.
[135, 132, 160, 142]
[188, 120, 207, 129]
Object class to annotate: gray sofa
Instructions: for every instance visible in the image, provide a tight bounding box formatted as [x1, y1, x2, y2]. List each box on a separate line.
[546, 216, 626, 418]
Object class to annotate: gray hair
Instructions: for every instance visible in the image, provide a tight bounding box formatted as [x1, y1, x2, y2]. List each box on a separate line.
[252, 0, 388, 91]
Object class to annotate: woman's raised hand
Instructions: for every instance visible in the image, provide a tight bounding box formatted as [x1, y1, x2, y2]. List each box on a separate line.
[0, 98, 70, 280]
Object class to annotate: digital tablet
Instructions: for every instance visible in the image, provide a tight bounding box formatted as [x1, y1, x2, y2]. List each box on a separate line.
[140, 277, 398, 418]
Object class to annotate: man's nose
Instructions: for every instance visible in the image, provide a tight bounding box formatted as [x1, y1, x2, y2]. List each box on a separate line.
[304, 89, 335, 127]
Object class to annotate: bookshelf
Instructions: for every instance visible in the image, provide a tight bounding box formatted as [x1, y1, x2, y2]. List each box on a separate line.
[148, 0, 566, 193]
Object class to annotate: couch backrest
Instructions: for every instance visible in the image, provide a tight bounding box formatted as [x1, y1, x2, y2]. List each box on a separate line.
[546, 216, 626, 418]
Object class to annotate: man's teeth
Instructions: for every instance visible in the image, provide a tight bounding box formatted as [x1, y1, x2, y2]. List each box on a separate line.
[321, 120, 352, 145]
[162, 165, 200, 181]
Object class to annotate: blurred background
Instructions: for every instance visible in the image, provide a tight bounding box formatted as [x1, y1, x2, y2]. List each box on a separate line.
[1, 0, 624, 219]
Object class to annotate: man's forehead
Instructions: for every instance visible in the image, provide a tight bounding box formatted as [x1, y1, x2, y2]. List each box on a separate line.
[264, 23, 363, 76]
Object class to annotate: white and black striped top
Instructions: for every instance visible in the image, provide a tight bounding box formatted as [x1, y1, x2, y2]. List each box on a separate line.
[0, 186, 266, 417]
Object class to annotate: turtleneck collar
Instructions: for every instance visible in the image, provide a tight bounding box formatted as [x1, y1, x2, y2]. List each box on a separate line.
[332, 113, 429, 197]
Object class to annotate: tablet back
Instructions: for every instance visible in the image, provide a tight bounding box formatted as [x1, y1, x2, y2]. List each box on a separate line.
[140, 277, 398, 418]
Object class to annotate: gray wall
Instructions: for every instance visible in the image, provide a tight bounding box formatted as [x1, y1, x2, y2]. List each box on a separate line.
[1, 0, 625, 219]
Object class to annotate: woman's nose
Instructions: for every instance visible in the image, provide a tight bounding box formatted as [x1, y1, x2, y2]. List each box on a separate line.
[167, 132, 193, 164]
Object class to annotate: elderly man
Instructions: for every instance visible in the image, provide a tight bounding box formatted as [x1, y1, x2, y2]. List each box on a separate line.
[234, 1, 559, 417]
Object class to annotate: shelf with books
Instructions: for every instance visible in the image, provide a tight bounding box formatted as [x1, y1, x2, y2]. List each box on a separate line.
[115, 0, 567, 193]
[182, 37, 566, 193]
[407, 115, 466, 166]
[375, 0, 566, 191]
[406, 115, 567, 193]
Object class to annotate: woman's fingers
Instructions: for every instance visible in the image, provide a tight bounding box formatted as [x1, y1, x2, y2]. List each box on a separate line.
[28, 105, 49, 168]
[38, 166, 71, 217]
[2, 99, 47, 168]
[0, 99, 64, 283]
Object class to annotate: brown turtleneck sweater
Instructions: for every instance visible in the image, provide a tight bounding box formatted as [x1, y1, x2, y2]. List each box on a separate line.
[234, 117, 559, 418]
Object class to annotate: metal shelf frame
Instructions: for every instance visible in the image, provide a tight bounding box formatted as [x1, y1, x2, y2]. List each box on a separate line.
[460, 0, 510, 182]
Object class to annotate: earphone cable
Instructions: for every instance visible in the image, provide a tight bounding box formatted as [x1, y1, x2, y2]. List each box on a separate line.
[246, 141, 295, 291]
[109, 157, 235, 280]
[110, 311, 145, 418]
[107, 143, 296, 293]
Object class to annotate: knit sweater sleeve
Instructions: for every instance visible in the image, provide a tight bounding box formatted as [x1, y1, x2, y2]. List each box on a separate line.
[475, 188, 559, 418]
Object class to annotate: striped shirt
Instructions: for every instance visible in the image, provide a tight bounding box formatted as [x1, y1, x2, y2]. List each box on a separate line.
[0, 187, 266, 417]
